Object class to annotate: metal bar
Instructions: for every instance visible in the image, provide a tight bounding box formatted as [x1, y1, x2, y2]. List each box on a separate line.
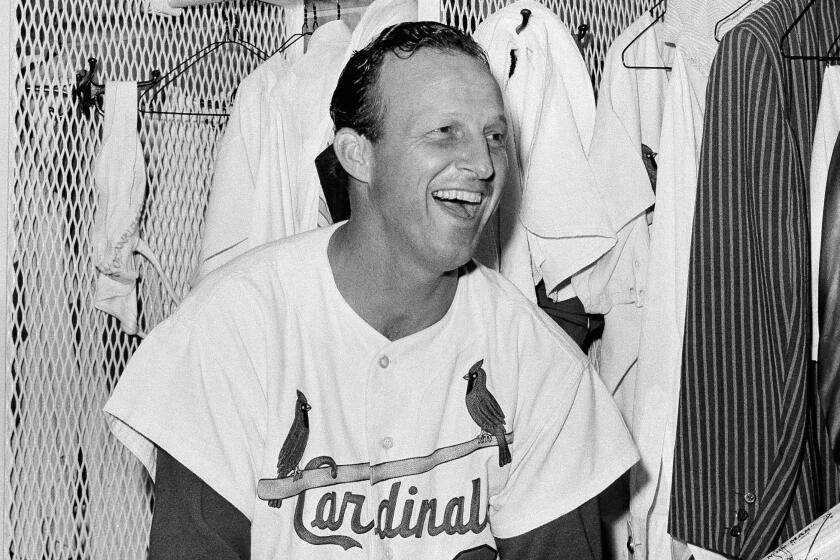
[169, 0, 288, 6]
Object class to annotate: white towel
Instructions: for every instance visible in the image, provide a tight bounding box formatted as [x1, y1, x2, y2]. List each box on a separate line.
[474, 1, 616, 301]
[91, 81, 177, 335]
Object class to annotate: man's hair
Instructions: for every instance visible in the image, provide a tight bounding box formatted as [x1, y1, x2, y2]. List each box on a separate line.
[329, 21, 490, 142]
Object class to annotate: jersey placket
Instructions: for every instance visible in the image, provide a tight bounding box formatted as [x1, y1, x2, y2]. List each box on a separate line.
[365, 344, 410, 560]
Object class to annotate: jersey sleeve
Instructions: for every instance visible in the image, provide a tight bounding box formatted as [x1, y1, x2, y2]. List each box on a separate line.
[104, 280, 270, 521]
[487, 315, 639, 538]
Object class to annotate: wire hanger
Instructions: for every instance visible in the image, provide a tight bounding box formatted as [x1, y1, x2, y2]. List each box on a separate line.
[265, 3, 318, 59]
[780, 0, 840, 62]
[622, 0, 671, 71]
[138, 13, 269, 117]
[714, 0, 756, 42]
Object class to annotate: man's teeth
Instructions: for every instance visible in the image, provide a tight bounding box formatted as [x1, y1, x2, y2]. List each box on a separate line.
[432, 190, 484, 204]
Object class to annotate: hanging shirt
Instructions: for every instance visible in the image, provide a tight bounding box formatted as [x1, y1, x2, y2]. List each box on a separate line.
[629, 46, 707, 560]
[672, 1, 840, 557]
[473, 0, 616, 303]
[811, 67, 840, 360]
[104, 224, 638, 560]
[195, 21, 352, 282]
[575, 11, 666, 398]
[195, 0, 419, 283]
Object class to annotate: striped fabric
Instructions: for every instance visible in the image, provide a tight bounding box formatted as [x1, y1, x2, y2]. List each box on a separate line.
[670, 1, 840, 558]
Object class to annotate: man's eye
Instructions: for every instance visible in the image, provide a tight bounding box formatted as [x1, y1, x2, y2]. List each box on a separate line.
[431, 126, 452, 135]
[487, 132, 506, 144]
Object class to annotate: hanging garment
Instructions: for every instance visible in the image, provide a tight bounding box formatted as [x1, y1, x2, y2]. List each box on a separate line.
[580, 12, 669, 560]
[91, 82, 177, 335]
[578, 11, 666, 402]
[195, 0, 418, 283]
[628, 46, 707, 560]
[273, 0, 420, 234]
[195, 21, 352, 281]
[819, 127, 840, 465]
[672, 1, 840, 558]
[316, 145, 351, 222]
[811, 67, 840, 361]
[473, 0, 616, 304]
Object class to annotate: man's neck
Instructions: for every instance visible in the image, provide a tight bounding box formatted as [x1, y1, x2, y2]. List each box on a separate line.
[328, 222, 459, 341]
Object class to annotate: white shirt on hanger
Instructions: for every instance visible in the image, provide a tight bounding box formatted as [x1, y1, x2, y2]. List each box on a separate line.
[630, 46, 708, 560]
[810, 66, 840, 360]
[578, 13, 668, 559]
[195, 0, 419, 283]
[575, 11, 666, 397]
[195, 21, 352, 282]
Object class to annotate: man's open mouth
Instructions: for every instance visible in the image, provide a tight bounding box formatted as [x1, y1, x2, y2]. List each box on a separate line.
[431, 189, 485, 219]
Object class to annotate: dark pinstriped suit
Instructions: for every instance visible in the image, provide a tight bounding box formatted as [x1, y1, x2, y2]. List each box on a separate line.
[670, 1, 840, 558]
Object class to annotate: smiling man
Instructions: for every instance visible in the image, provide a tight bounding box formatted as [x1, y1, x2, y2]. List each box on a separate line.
[105, 22, 637, 560]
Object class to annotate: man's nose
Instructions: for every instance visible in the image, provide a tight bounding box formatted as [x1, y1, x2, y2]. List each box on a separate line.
[457, 135, 494, 180]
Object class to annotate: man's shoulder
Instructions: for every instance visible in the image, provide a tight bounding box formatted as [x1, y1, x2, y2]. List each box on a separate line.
[176, 226, 335, 322]
[461, 263, 589, 365]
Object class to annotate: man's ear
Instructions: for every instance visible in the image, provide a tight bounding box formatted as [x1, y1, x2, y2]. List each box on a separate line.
[333, 127, 372, 184]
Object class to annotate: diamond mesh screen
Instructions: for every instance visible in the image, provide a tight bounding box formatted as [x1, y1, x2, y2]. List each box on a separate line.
[443, 0, 656, 94]
[10, 1, 288, 557]
[8, 0, 651, 557]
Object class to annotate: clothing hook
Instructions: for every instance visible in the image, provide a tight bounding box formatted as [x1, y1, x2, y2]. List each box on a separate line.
[515, 9, 531, 34]
[576, 24, 589, 45]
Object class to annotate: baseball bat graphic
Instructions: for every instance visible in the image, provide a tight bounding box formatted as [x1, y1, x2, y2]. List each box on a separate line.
[257, 432, 514, 501]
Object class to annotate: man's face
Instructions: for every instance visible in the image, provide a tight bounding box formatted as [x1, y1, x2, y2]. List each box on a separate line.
[364, 48, 508, 274]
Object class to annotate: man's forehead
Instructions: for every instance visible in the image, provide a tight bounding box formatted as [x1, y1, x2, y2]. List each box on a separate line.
[376, 48, 502, 113]
[378, 47, 489, 79]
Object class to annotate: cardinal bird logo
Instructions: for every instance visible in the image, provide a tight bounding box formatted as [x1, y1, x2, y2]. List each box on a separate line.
[463, 359, 511, 467]
[269, 390, 311, 508]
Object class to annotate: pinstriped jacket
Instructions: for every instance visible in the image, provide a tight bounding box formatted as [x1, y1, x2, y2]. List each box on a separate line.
[670, 1, 840, 558]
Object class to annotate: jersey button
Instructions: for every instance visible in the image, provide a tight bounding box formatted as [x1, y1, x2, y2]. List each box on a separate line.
[382, 437, 394, 449]
[379, 355, 390, 368]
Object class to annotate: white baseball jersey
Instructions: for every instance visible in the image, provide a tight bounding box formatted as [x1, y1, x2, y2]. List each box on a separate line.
[105, 224, 638, 560]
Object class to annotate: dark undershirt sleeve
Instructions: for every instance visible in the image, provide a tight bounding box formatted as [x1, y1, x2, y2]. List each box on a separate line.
[149, 448, 251, 560]
[495, 497, 602, 560]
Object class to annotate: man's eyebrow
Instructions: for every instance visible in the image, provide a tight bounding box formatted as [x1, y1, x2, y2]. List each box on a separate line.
[489, 115, 508, 128]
